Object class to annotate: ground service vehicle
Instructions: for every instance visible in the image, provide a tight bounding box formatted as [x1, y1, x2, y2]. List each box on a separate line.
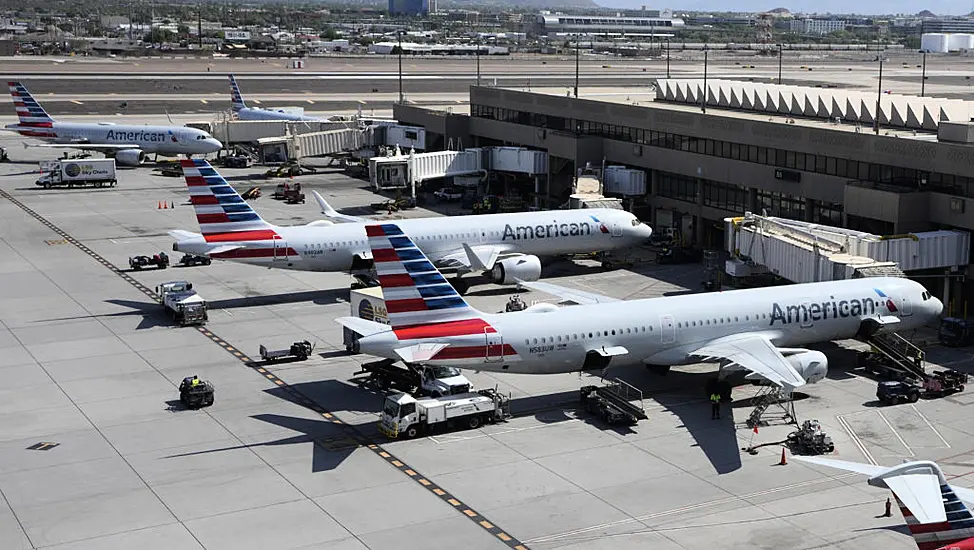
[379, 388, 511, 439]
[922, 369, 967, 397]
[36, 159, 117, 188]
[130, 252, 169, 271]
[179, 376, 214, 409]
[259, 340, 313, 362]
[877, 380, 921, 405]
[579, 379, 647, 425]
[157, 281, 208, 326]
[433, 186, 463, 201]
[787, 420, 835, 454]
[177, 254, 211, 267]
[939, 317, 974, 347]
[354, 359, 472, 397]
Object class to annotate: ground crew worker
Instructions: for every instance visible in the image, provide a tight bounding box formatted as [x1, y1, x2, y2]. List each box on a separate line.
[191, 375, 200, 388]
[710, 392, 721, 419]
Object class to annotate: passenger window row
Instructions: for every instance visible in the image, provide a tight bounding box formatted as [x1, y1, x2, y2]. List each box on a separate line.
[525, 325, 654, 346]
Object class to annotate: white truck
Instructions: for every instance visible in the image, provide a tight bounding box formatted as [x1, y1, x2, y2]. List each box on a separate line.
[378, 388, 511, 439]
[156, 281, 208, 326]
[36, 159, 117, 188]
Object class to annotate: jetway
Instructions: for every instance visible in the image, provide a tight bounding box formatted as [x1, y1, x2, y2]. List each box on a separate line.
[725, 213, 970, 284]
[255, 129, 364, 164]
[368, 146, 550, 193]
[202, 119, 358, 146]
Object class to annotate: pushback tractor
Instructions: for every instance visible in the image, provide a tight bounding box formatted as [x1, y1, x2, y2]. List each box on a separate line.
[379, 388, 511, 439]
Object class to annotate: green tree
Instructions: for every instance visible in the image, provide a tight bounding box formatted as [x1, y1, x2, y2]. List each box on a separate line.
[177, 24, 190, 36]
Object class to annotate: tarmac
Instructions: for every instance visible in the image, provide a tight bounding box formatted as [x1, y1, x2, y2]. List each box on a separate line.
[0, 121, 973, 550]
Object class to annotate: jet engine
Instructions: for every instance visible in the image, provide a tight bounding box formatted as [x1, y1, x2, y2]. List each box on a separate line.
[114, 149, 146, 166]
[488, 255, 542, 285]
[783, 349, 829, 384]
[306, 220, 335, 227]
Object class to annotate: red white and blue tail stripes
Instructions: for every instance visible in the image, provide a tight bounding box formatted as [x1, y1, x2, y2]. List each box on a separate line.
[228, 74, 246, 113]
[8, 81, 56, 136]
[900, 483, 974, 550]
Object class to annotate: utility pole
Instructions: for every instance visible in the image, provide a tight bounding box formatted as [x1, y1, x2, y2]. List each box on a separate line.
[778, 44, 783, 85]
[874, 53, 884, 134]
[574, 34, 580, 98]
[666, 37, 670, 78]
[198, 0, 203, 49]
[398, 30, 404, 103]
[921, 51, 927, 97]
[476, 40, 481, 87]
[702, 47, 708, 114]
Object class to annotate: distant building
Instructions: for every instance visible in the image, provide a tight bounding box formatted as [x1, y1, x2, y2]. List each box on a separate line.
[535, 13, 684, 37]
[922, 19, 974, 33]
[789, 18, 847, 35]
[223, 29, 251, 42]
[100, 16, 129, 29]
[428, 0, 437, 14]
[389, 0, 429, 17]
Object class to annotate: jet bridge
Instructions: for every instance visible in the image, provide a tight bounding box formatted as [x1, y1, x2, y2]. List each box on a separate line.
[725, 213, 969, 287]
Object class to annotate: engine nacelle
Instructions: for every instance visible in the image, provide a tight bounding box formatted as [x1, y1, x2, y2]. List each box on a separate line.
[306, 220, 335, 227]
[524, 303, 560, 313]
[114, 149, 146, 166]
[783, 350, 829, 384]
[488, 255, 542, 285]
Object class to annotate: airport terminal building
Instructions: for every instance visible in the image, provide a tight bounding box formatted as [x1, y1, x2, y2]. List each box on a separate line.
[395, 81, 974, 298]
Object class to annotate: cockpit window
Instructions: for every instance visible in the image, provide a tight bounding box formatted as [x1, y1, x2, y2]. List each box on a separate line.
[921, 291, 931, 301]
[631, 218, 643, 226]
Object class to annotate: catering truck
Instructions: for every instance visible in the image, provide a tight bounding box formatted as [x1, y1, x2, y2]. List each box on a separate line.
[36, 159, 117, 188]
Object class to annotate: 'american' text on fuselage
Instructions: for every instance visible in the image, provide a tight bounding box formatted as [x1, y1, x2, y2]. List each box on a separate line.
[502, 222, 594, 241]
[770, 296, 878, 326]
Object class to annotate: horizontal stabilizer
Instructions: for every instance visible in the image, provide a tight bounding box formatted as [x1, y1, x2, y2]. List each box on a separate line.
[394, 343, 450, 363]
[206, 244, 244, 255]
[168, 229, 200, 241]
[335, 316, 391, 338]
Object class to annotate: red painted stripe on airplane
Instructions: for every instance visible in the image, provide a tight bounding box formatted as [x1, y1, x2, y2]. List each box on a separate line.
[190, 195, 220, 205]
[197, 213, 231, 224]
[394, 318, 495, 340]
[203, 229, 279, 242]
[365, 225, 386, 237]
[432, 344, 517, 360]
[185, 176, 208, 187]
[180, 159, 197, 168]
[18, 130, 56, 137]
[908, 522, 953, 535]
[916, 539, 973, 550]
[211, 247, 298, 259]
[378, 273, 415, 288]
[372, 248, 399, 263]
[386, 298, 428, 314]
[18, 121, 52, 128]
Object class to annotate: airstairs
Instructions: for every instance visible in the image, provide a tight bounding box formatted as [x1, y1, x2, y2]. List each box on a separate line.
[860, 331, 927, 380]
[746, 386, 796, 429]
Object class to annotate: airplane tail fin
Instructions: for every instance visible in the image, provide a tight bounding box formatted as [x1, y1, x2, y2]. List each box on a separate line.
[8, 81, 55, 127]
[366, 223, 483, 329]
[180, 159, 275, 237]
[228, 74, 246, 112]
[794, 457, 974, 550]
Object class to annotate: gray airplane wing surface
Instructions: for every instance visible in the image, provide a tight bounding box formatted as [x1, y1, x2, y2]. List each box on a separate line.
[690, 333, 807, 390]
[514, 279, 622, 305]
[436, 243, 517, 271]
[25, 143, 141, 150]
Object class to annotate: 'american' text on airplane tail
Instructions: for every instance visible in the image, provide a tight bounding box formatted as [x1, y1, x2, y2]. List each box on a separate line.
[8, 81, 55, 134]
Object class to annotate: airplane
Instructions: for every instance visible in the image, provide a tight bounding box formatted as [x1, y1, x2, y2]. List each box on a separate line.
[4, 81, 223, 166]
[337, 222, 943, 389]
[794, 456, 974, 550]
[229, 74, 327, 122]
[169, 159, 652, 292]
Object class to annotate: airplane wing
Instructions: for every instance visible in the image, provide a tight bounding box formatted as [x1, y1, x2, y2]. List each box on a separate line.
[435, 244, 517, 271]
[311, 191, 369, 223]
[690, 333, 806, 390]
[515, 279, 622, 306]
[24, 143, 141, 150]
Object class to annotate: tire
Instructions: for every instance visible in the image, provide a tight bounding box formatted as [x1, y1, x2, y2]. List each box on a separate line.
[467, 415, 482, 429]
[405, 426, 419, 439]
[909, 392, 919, 403]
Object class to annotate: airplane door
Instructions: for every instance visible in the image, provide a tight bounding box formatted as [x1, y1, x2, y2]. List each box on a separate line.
[660, 315, 676, 344]
[272, 236, 288, 261]
[900, 296, 913, 317]
[611, 221, 623, 237]
[800, 300, 813, 328]
[485, 330, 504, 363]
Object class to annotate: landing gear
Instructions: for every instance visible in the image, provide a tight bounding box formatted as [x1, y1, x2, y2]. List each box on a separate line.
[452, 277, 469, 295]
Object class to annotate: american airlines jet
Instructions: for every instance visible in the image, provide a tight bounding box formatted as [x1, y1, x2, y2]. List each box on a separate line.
[4, 82, 223, 165]
[169, 160, 652, 291]
[229, 74, 325, 122]
[338, 223, 943, 389]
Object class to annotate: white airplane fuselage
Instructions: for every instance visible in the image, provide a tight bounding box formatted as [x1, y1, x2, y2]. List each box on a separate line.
[236, 108, 323, 122]
[357, 277, 943, 375]
[175, 208, 650, 272]
[6, 122, 222, 155]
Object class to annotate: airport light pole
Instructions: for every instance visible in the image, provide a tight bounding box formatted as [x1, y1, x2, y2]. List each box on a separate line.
[397, 30, 404, 104]
[777, 44, 783, 85]
[921, 51, 927, 97]
[574, 34, 580, 98]
[874, 53, 884, 135]
[476, 40, 481, 87]
[702, 47, 708, 114]
[665, 37, 670, 78]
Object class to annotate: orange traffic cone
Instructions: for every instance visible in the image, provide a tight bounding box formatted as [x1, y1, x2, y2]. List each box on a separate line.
[163, 201, 168, 209]
[157, 201, 162, 209]
[778, 447, 788, 466]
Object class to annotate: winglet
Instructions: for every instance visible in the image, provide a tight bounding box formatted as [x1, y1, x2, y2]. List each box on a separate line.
[461, 242, 499, 271]
[394, 343, 450, 363]
[312, 190, 368, 223]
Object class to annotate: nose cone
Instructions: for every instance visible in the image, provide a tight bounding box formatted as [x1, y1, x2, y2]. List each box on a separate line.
[205, 138, 223, 153]
[931, 296, 944, 317]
